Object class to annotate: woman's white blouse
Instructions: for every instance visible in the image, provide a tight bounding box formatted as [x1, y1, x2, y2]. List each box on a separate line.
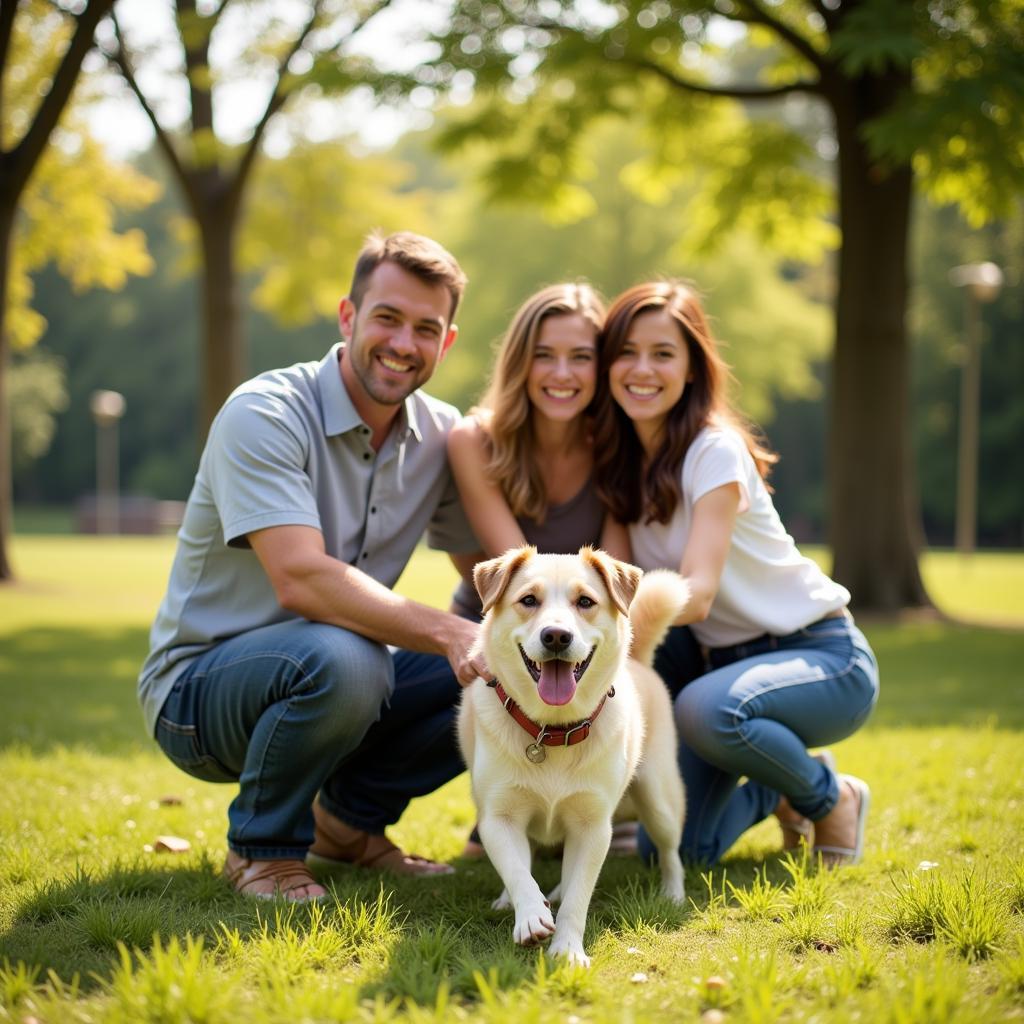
[628, 425, 850, 647]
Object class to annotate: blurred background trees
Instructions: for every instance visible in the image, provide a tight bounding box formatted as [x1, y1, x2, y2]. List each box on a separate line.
[4, 0, 1022, 609]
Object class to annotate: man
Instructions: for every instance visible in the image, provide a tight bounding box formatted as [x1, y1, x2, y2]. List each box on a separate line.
[139, 231, 484, 900]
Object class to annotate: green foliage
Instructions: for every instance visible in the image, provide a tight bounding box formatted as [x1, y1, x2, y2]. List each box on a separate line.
[416, 118, 832, 422]
[7, 349, 68, 472]
[240, 138, 431, 327]
[862, 0, 1024, 225]
[829, 0, 923, 74]
[887, 869, 1011, 960]
[430, 0, 1024, 238]
[3, 0, 159, 350]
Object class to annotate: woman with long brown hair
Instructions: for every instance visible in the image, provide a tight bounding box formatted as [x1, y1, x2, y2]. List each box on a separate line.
[449, 281, 633, 858]
[449, 282, 627, 618]
[594, 280, 879, 867]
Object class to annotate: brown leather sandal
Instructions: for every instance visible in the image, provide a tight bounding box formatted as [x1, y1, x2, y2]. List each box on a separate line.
[224, 851, 326, 902]
[307, 798, 454, 878]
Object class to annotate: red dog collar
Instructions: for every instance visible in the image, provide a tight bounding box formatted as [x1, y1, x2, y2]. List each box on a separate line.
[491, 680, 614, 762]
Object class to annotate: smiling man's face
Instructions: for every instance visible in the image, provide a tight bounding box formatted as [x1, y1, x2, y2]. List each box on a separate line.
[338, 260, 457, 411]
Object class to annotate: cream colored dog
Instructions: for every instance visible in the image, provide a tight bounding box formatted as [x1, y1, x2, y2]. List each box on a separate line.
[458, 545, 689, 967]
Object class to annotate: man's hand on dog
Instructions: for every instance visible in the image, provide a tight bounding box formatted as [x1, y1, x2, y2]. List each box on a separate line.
[446, 618, 492, 686]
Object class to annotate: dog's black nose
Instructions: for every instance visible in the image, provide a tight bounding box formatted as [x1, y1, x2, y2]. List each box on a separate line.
[541, 627, 573, 653]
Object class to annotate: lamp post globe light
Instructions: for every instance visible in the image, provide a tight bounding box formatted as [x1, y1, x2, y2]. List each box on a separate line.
[89, 389, 126, 535]
[948, 263, 1004, 555]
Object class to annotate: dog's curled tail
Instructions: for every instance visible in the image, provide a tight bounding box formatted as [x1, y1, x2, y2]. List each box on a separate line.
[628, 569, 691, 666]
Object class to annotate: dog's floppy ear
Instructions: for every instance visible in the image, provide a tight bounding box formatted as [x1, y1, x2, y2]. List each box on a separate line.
[474, 546, 535, 614]
[582, 546, 643, 616]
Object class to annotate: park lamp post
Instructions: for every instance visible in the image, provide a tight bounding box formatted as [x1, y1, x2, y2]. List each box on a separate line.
[948, 262, 1004, 555]
[90, 389, 126, 535]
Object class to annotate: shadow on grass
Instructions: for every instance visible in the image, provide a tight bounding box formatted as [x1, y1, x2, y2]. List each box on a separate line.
[863, 621, 1024, 729]
[1, 620, 1021, 758]
[2, 846, 811, 1005]
[1, 854, 657, 999]
[0, 627, 152, 754]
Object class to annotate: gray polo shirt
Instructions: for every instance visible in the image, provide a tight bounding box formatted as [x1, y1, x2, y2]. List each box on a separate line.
[138, 343, 476, 735]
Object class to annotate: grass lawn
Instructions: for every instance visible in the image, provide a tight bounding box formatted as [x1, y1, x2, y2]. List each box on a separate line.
[1, 536, 1023, 1023]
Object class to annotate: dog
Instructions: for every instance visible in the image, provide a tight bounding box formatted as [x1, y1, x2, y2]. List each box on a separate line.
[458, 545, 689, 966]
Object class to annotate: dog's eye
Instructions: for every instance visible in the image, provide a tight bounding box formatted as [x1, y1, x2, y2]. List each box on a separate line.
[577, 595, 597, 609]
[520, 594, 539, 607]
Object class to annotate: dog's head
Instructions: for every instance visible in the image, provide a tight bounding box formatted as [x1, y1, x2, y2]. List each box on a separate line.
[474, 546, 643, 717]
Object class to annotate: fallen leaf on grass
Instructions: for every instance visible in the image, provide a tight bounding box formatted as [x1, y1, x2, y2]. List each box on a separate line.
[159, 795, 183, 806]
[153, 835, 191, 853]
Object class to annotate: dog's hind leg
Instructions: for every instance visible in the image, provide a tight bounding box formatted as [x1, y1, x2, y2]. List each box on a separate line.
[629, 763, 686, 903]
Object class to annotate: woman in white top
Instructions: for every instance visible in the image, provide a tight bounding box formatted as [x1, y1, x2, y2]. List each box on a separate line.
[594, 281, 879, 866]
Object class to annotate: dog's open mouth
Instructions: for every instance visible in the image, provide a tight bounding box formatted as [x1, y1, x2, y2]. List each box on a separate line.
[519, 645, 595, 706]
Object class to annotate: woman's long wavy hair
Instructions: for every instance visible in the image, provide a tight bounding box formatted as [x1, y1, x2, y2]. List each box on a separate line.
[477, 282, 605, 523]
[594, 281, 777, 525]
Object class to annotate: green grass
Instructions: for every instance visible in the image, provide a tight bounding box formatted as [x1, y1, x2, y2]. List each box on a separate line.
[2, 537, 1023, 1022]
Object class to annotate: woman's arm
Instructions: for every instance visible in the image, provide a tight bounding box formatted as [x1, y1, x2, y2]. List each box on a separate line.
[448, 415, 529, 556]
[598, 515, 633, 562]
[674, 482, 741, 624]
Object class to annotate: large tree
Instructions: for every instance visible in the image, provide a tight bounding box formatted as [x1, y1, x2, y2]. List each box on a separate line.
[0, 0, 139, 580]
[427, 0, 1024, 612]
[107, 0, 402, 436]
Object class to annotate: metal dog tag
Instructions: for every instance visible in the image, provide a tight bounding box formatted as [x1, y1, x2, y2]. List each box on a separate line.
[525, 742, 546, 764]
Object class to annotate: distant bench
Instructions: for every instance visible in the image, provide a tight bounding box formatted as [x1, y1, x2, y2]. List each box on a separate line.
[75, 496, 186, 535]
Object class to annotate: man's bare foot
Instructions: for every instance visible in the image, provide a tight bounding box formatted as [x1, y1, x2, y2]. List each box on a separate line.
[812, 775, 870, 868]
[224, 850, 327, 901]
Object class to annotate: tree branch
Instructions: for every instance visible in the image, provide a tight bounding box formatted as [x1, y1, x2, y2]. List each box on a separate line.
[728, 0, 827, 73]
[8, 0, 115, 195]
[624, 55, 820, 100]
[107, 12, 197, 210]
[209, 0, 233, 26]
[232, 0, 396, 200]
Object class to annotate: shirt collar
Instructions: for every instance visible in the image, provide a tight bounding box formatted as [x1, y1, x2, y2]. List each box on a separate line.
[319, 343, 423, 443]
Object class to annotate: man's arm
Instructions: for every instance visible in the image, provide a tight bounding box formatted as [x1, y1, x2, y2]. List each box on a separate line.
[249, 524, 485, 685]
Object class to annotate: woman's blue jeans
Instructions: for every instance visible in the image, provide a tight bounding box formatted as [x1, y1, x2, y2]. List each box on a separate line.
[153, 619, 463, 859]
[639, 615, 879, 865]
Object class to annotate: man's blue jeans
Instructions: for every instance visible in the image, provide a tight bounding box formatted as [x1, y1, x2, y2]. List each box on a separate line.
[153, 619, 463, 859]
[640, 615, 879, 865]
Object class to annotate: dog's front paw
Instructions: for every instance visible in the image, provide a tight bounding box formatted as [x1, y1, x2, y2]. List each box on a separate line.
[660, 878, 685, 904]
[548, 932, 590, 967]
[492, 888, 512, 911]
[513, 900, 555, 946]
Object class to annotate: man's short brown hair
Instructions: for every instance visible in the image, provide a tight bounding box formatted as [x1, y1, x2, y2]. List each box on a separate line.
[349, 231, 467, 321]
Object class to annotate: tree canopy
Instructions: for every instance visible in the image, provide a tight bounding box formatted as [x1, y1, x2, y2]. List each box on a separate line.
[0, 0, 155, 579]
[422, 0, 1024, 611]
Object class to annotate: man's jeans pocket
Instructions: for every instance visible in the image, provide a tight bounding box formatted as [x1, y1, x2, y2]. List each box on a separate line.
[156, 682, 237, 783]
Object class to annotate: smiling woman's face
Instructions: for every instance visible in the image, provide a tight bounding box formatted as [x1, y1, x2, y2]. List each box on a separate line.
[526, 313, 598, 423]
[608, 307, 691, 445]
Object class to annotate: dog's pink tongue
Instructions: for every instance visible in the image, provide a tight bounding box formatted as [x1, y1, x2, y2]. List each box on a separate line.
[537, 660, 576, 706]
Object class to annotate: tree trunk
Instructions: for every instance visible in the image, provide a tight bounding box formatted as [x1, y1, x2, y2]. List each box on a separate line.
[197, 206, 244, 439]
[0, 198, 14, 581]
[827, 83, 930, 612]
